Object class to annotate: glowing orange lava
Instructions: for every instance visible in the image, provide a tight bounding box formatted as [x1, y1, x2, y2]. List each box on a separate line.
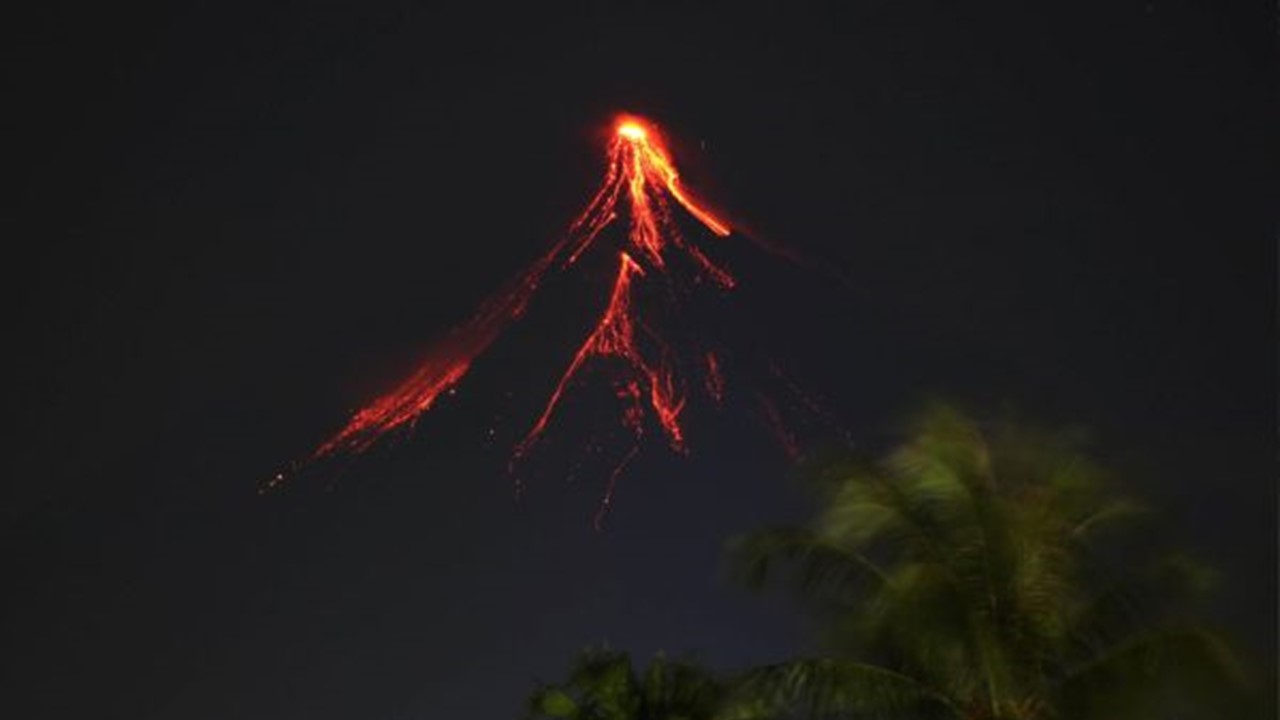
[304, 115, 736, 488]
[514, 251, 684, 460]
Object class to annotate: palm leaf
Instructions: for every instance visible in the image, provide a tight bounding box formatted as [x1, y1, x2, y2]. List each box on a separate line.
[563, 649, 641, 720]
[733, 658, 961, 719]
[528, 686, 581, 719]
[1058, 626, 1247, 718]
[729, 527, 889, 603]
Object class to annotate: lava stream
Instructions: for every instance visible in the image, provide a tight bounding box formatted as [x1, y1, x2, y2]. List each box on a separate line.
[302, 115, 735, 478]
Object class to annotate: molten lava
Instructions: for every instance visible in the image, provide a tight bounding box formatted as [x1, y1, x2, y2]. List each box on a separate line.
[302, 115, 737, 489]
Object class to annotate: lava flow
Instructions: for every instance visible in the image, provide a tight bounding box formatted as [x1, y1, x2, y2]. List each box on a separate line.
[280, 114, 757, 509]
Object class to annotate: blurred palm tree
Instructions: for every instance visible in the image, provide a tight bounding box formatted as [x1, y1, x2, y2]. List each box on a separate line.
[528, 647, 729, 720]
[729, 404, 1247, 719]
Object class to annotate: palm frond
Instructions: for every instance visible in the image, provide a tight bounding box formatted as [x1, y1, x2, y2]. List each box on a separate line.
[729, 527, 889, 602]
[642, 655, 723, 719]
[732, 658, 961, 719]
[567, 649, 641, 720]
[528, 686, 581, 719]
[1069, 499, 1150, 540]
[1057, 626, 1247, 718]
[1067, 554, 1218, 658]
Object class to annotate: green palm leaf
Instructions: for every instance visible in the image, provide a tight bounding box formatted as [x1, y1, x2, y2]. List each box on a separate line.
[734, 658, 960, 719]
[728, 403, 1250, 719]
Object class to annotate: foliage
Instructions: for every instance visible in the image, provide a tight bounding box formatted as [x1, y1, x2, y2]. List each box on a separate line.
[729, 403, 1248, 719]
[528, 648, 728, 720]
[529, 404, 1253, 719]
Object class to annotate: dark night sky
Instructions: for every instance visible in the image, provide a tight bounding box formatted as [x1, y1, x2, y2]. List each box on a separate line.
[4, 2, 1276, 718]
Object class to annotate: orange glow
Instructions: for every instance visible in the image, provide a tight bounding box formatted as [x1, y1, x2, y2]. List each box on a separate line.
[617, 122, 647, 140]
[510, 115, 738, 468]
[297, 113, 747, 518]
[611, 116, 732, 239]
[514, 251, 685, 463]
[307, 240, 571, 460]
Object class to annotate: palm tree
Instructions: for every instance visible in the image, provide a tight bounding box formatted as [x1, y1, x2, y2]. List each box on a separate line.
[730, 404, 1246, 719]
[528, 647, 728, 720]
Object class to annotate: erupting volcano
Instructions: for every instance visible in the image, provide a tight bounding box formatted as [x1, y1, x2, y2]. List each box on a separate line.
[278, 114, 816, 520]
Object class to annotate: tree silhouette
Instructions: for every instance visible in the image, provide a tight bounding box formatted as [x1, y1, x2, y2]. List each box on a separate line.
[729, 404, 1247, 719]
[528, 647, 730, 720]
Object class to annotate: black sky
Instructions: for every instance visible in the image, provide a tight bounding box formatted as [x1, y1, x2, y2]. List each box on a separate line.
[5, 2, 1276, 718]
